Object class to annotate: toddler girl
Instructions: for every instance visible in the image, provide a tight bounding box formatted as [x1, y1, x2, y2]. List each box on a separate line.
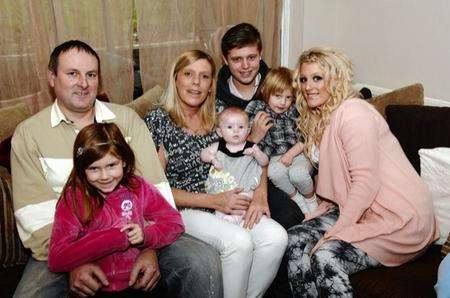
[246, 67, 317, 215]
[201, 107, 268, 224]
[48, 123, 184, 294]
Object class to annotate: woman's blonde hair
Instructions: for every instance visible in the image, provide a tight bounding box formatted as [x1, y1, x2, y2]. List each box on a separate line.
[159, 50, 216, 131]
[294, 46, 359, 159]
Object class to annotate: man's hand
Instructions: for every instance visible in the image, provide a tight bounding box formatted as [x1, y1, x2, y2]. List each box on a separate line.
[129, 249, 161, 291]
[248, 111, 273, 143]
[214, 188, 250, 214]
[69, 263, 109, 297]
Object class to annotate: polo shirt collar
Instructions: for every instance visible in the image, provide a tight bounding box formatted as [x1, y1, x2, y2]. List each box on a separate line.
[50, 99, 116, 127]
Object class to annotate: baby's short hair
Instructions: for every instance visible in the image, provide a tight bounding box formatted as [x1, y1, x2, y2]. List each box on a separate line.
[217, 106, 249, 125]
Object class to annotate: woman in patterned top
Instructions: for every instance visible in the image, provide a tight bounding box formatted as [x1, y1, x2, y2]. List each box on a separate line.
[145, 50, 287, 298]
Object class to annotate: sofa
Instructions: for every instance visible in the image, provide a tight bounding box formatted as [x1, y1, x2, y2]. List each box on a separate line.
[350, 102, 450, 298]
[0, 83, 448, 297]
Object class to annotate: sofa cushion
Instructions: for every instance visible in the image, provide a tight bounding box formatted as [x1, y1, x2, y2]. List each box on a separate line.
[0, 137, 12, 172]
[419, 147, 450, 245]
[0, 166, 28, 268]
[126, 85, 164, 118]
[369, 83, 424, 118]
[351, 104, 450, 297]
[0, 103, 31, 142]
[386, 105, 450, 174]
[0, 103, 32, 171]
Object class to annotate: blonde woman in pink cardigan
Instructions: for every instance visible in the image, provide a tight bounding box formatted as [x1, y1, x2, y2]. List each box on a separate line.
[286, 47, 439, 297]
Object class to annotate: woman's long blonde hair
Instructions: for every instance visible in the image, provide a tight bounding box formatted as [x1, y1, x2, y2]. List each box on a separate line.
[294, 47, 359, 159]
[159, 50, 216, 132]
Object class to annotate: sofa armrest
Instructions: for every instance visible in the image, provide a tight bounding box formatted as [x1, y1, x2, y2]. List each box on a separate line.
[0, 166, 29, 269]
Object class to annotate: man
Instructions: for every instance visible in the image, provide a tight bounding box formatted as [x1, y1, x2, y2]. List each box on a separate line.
[217, 23, 303, 298]
[11, 40, 222, 298]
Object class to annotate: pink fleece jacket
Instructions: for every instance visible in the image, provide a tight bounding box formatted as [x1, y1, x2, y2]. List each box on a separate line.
[48, 175, 184, 291]
[309, 99, 438, 266]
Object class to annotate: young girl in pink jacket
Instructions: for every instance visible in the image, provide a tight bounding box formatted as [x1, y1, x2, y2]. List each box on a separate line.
[48, 123, 184, 296]
[286, 47, 438, 297]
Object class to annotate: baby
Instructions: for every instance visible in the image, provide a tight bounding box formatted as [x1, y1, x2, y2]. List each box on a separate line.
[201, 107, 268, 224]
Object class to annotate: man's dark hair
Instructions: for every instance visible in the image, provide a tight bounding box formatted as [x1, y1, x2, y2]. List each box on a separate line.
[221, 23, 262, 58]
[48, 40, 101, 77]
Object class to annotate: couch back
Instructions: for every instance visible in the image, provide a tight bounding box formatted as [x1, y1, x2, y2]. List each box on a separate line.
[386, 105, 450, 174]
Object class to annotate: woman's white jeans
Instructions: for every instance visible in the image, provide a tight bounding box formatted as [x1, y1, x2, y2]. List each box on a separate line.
[181, 209, 288, 298]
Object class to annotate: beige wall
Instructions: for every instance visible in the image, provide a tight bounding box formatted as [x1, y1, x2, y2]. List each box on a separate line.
[289, 0, 450, 105]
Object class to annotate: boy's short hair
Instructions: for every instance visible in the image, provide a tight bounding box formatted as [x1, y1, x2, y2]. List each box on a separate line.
[259, 67, 294, 103]
[221, 23, 262, 58]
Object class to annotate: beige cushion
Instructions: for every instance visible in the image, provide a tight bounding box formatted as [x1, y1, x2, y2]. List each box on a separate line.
[0, 103, 31, 142]
[126, 85, 164, 118]
[369, 83, 424, 119]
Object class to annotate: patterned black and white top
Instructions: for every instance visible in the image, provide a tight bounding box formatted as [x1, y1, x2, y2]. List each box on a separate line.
[144, 107, 219, 194]
[245, 100, 302, 157]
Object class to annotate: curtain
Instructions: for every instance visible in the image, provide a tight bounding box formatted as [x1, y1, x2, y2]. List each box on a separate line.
[1, 0, 282, 112]
[136, 0, 282, 92]
[51, 0, 134, 104]
[0, 0, 134, 112]
[0, 0, 54, 113]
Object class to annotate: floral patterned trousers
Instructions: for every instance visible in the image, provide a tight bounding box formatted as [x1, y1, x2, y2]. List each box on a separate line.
[286, 207, 380, 297]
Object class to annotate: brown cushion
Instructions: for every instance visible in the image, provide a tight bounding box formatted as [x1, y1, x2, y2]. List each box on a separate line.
[0, 103, 32, 172]
[0, 103, 31, 142]
[0, 166, 28, 268]
[369, 83, 424, 118]
[0, 137, 12, 172]
[126, 85, 164, 118]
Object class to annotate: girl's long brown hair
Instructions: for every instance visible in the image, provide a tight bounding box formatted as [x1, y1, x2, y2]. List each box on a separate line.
[61, 122, 137, 225]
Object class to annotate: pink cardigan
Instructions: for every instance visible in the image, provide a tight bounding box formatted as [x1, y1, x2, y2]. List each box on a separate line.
[310, 99, 438, 266]
[48, 175, 184, 291]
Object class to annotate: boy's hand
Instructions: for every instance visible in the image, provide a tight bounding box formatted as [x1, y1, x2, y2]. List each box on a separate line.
[121, 223, 144, 245]
[249, 111, 273, 143]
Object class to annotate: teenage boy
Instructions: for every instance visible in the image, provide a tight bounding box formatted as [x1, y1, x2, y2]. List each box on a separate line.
[217, 22, 303, 229]
[217, 23, 302, 298]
